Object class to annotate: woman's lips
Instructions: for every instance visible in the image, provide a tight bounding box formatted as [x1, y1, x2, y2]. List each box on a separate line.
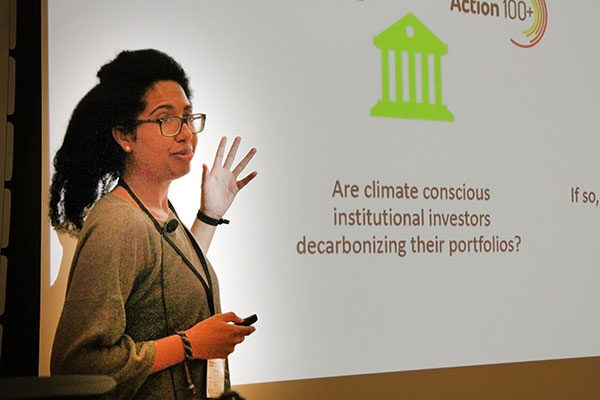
[172, 147, 194, 161]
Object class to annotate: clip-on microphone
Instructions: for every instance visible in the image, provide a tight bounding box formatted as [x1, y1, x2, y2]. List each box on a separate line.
[165, 219, 179, 233]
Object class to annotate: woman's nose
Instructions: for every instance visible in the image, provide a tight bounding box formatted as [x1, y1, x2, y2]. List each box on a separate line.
[175, 121, 194, 141]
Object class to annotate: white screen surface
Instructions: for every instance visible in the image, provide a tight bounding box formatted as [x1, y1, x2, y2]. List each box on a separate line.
[45, 0, 600, 385]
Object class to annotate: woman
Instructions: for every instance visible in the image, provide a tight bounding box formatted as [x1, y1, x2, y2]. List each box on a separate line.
[49, 49, 256, 399]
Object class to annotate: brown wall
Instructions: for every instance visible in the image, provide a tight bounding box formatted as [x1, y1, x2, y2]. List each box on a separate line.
[234, 356, 600, 400]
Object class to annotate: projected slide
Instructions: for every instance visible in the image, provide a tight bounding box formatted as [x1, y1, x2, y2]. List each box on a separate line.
[45, 0, 600, 385]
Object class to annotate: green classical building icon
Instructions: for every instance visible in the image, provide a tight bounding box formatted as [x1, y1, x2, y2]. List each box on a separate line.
[371, 13, 454, 122]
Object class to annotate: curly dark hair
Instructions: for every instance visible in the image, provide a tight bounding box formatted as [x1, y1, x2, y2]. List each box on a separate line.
[49, 49, 192, 234]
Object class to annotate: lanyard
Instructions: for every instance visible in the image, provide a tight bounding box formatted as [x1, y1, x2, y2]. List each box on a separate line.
[118, 180, 215, 316]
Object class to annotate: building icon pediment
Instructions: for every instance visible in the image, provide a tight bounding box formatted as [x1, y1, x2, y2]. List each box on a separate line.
[374, 13, 448, 54]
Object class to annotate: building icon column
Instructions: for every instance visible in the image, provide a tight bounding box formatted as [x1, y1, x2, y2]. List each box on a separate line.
[371, 13, 454, 122]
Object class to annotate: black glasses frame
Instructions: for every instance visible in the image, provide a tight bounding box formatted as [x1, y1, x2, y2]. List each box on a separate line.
[136, 113, 206, 137]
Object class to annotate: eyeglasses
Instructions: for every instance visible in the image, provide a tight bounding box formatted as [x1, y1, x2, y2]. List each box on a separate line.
[135, 113, 206, 137]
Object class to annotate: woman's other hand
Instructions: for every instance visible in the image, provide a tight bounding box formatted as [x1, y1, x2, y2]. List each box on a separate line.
[185, 312, 256, 359]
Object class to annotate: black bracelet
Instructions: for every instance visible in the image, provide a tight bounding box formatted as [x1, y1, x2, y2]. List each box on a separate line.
[197, 210, 229, 226]
[176, 331, 197, 394]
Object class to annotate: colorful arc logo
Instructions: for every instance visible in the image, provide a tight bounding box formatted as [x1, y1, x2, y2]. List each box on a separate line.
[510, 0, 547, 48]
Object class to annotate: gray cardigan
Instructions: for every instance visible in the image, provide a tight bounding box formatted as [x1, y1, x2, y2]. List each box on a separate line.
[51, 193, 226, 399]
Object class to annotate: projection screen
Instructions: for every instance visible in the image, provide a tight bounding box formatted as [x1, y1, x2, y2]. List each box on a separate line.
[41, 0, 600, 392]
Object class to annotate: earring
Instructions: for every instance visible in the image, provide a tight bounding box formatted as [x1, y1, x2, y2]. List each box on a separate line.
[124, 146, 131, 153]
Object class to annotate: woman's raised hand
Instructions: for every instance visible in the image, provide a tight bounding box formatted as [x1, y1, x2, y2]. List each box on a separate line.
[200, 136, 257, 219]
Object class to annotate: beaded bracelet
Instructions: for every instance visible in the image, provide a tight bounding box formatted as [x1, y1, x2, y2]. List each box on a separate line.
[176, 331, 197, 394]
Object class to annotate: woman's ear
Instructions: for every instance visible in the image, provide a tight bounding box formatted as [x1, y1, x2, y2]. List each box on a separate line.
[112, 127, 134, 153]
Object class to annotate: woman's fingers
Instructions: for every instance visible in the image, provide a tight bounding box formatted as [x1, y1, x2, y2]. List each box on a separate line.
[232, 147, 257, 178]
[223, 136, 241, 169]
[211, 136, 254, 177]
[211, 136, 228, 169]
[237, 171, 258, 190]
